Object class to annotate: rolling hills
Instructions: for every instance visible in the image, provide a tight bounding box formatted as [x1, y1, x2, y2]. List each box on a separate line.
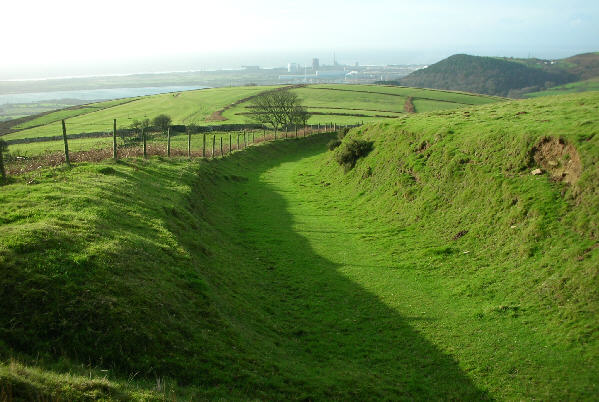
[398, 52, 599, 97]
[0, 91, 598, 399]
[0, 84, 502, 160]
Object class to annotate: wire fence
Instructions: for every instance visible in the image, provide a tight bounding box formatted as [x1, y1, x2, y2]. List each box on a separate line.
[3, 121, 360, 176]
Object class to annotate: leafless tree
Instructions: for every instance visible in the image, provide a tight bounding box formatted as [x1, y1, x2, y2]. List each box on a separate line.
[248, 91, 309, 131]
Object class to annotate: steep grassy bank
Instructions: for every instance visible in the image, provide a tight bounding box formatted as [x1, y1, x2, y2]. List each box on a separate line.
[313, 92, 599, 397]
[6, 135, 479, 400]
[1, 91, 598, 399]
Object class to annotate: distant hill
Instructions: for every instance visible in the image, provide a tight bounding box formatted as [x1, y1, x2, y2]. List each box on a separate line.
[397, 53, 599, 97]
[554, 52, 599, 80]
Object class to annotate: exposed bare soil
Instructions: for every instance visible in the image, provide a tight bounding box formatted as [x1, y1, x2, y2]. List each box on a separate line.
[533, 137, 582, 184]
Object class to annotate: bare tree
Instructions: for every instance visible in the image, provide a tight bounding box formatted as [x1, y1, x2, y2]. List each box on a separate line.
[248, 90, 307, 131]
[291, 105, 311, 127]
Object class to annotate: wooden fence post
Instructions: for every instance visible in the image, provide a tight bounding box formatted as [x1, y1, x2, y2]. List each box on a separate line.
[202, 133, 206, 158]
[244, 130, 247, 148]
[263, 128, 266, 140]
[167, 127, 171, 157]
[212, 135, 215, 159]
[252, 132, 255, 143]
[142, 128, 147, 159]
[295, 125, 298, 138]
[237, 133, 240, 150]
[187, 129, 191, 158]
[0, 142, 7, 183]
[274, 128, 277, 140]
[285, 126, 288, 139]
[61, 120, 70, 167]
[113, 119, 118, 161]
[229, 134, 232, 154]
[220, 137, 223, 157]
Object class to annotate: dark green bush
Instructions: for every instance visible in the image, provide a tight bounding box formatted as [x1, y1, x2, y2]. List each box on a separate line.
[327, 139, 342, 150]
[335, 140, 373, 171]
[338, 127, 351, 139]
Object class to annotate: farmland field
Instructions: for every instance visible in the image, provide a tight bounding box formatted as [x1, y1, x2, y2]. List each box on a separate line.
[2, 84, 505, 160]
[525, 77, 599, 97]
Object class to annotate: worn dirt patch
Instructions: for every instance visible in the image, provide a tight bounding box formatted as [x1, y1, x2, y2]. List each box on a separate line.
[533, 137, 581, 185]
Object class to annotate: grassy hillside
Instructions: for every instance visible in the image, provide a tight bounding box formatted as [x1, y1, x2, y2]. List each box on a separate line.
[561, 52, 599, 80]
[525, 77, 599, 98]
[1, 84, 502, 161]
[1, 86, 278, 141]
[399, 54, 575, 97]
[2, 84, 498, 142]
[0, 91, 598, 399]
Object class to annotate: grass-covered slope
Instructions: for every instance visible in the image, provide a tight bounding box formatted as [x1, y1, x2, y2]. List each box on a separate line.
[3, 84, 503, 143]
[525, 77, 599, 98]
[1, 91, 597, 399]
[317, 92, 599, 396]
[400, 54, 576, 97]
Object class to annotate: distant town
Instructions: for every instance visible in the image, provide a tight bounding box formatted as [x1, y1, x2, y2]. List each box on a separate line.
[278, 57, 424, 83]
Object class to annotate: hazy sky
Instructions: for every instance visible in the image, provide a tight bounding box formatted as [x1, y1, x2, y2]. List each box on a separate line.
[2, 0, 598, 79]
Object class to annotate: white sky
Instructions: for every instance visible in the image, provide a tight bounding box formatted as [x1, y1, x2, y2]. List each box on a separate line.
[2, 0, 598, 78]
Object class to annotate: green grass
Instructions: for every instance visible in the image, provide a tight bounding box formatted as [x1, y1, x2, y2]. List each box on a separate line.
[1, 92, 598, 400]
[525, 77, 599, 98]
[313, 83, 505, 104]
[2, 86, 280, 141]
[6, 129, 295, 158]
[412, 98, 463, 112]
[1, 91, 598, 400]
[223, 84, 502, 125]
[7, 137, 115, 157]
[11, 98, 139, 130]
[3, 84, 504, 142]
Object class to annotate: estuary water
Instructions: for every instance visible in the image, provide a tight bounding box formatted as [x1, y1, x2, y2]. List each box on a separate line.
[0, 85, 209, 105]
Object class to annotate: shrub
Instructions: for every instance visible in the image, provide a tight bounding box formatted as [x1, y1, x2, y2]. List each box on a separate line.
[327, 139, 342, 150]
[152, 114, 172, 133]
[335, 140, 373, 171]
[338, 127, 351, 139]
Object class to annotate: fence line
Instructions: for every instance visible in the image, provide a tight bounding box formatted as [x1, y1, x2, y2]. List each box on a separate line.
[3, 120, 363, 175]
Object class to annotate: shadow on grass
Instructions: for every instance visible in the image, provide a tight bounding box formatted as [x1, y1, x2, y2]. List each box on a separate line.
[0, 133, 490, 399]
[176, 134, 491, 399]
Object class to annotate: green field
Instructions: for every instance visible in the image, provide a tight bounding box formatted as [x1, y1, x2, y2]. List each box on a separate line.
[2, 84, 504, 159]
[0, 92, 598, 399]
[6, 129, 313, 159]
[0, 101, 85, 122]
[2, 84, 503, 143]
[525, 77, 599, 97]
[312, 83, 505, 104]
[1, 86, 279, 141]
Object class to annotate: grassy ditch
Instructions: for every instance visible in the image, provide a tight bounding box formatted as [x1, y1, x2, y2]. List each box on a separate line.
[0, 91, 597, 399]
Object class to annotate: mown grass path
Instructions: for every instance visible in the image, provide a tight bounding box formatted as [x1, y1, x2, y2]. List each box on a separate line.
[217, 136, 489, 399]
[209, 134, 596, 400]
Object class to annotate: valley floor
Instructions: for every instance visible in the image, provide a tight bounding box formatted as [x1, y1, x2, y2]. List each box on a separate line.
[1, 132, 596, 399]
[202, 135, 595, 399]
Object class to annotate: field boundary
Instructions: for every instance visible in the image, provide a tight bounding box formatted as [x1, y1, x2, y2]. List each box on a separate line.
[0, 98, 141, 136]
[311, 86, 501, 105]
[5, 123, 358, 175]
[206, 84, 305, 121]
